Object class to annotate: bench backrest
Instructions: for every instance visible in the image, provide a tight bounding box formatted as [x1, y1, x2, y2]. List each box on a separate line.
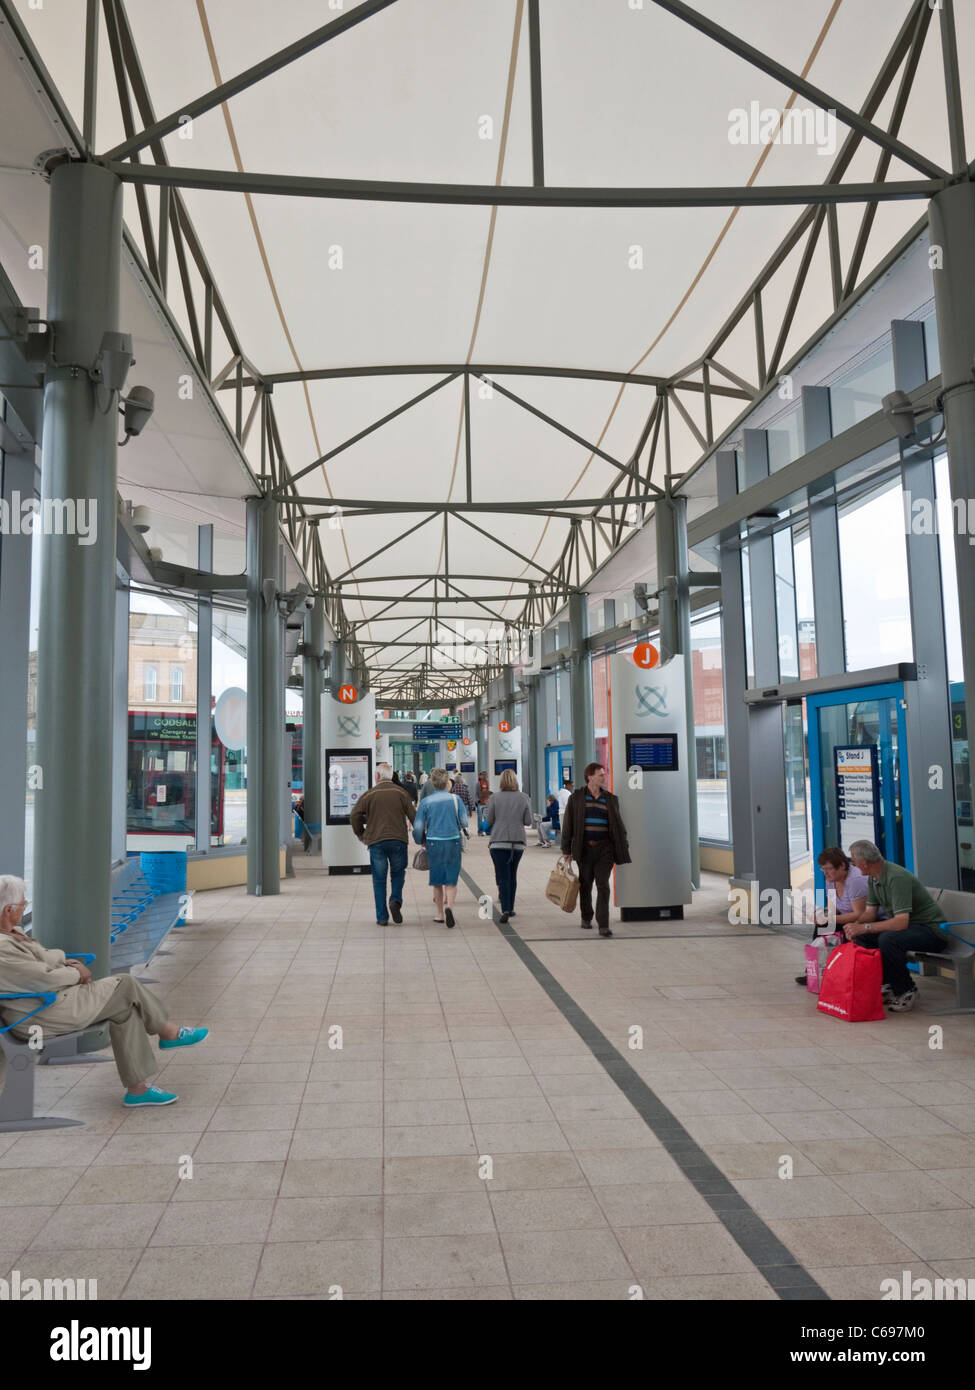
[938, 889, 975, 927]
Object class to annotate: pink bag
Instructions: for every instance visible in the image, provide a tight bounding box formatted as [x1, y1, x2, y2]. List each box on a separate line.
[804, 934, 843, 993]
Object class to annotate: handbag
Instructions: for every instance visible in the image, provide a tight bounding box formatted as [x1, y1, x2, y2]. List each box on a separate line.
[803, 934, 843, 993]
[454, 794, 469, 853]
[816, 941, 885, 1022]
[545, 855, 580, 914]
[412, 847, 429, 870]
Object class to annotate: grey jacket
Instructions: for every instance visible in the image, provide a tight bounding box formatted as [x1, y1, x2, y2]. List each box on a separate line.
[484, 790, 532, 848]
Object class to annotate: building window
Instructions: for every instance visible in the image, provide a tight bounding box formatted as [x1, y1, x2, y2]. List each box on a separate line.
[691, 612, 730, 843]
[171, 667, 184, 702]
[144, 666, 158, 701]
[838, 478, 912, 670]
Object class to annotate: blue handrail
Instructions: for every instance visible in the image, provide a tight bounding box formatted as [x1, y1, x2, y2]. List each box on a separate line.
[0, 990, 57, 1035]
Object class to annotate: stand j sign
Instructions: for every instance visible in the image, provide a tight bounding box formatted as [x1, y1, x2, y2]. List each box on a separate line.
[633, 643, 659, 669]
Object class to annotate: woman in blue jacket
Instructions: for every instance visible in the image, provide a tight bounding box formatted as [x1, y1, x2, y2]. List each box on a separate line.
[413, 767, 469, 928]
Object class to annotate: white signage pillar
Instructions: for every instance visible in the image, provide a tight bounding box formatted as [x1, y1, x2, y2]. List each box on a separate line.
[321, 690, 376, 874]
[487, 724, 523, 791]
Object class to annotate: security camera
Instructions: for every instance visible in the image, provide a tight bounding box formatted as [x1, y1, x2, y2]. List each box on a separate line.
[121, 385, 155, 441]
[634, 582, 650, 615]
[91, 331, 134, 393]
[882, 390, 917, 445]
[130, 505, 151, 534]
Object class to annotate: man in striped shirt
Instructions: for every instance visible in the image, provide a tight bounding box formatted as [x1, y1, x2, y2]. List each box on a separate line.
[561, 762, 631, 937]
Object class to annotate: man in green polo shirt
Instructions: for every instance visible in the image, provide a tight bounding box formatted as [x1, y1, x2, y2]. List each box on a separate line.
[847, 840, 948, 1012]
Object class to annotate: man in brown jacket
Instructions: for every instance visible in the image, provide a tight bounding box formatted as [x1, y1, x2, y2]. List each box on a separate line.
[561, 762, 631, 937]
[351, 763, 416, 925]
[0, 875, 208, 1107]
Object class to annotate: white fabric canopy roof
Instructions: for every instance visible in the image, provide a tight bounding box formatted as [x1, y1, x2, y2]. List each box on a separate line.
[5, 0, 972, 694]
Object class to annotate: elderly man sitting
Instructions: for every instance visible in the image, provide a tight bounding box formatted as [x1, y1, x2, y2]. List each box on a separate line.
[846, 841, 949, 1012]
[0, 875, 207, 1107]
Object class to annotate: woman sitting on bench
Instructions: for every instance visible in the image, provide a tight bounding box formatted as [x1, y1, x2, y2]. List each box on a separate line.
[0, 875, 208, 1108]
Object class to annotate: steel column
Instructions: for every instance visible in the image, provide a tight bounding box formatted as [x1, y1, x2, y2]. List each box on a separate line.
[475, 694, 488, 775]
[0, 448, 35, 879]
[674, 494, 701, 888]
[892, 317, 960, 888]
[801, 386, 845, 677]
[34, 161, 122, 960]
[111, 576, 129, 865]
[302, 595, 325, 838]
[246, 495, 282, 895]
[716, 451, 754, 881]
[195, 524, 213, 854]
[567, 591, 594, 775]
[654, 496, 679, 660]
[743, 430, 779, 686]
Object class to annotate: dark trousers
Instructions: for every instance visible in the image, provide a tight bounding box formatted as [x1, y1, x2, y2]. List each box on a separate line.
[578, 842, 615, 929]
[368, 839, 408, 922]
[855, 923, 947, 995]
[490, 847, 524, 914]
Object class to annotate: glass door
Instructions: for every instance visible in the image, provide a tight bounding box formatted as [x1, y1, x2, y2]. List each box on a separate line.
[807, 682, 912, 896]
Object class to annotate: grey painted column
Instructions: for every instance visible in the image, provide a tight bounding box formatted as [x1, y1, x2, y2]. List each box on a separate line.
[111, 575, 129, 864]
[674, 495, 701, 888]
[502, 665, 516, 730]
[475, 694, 488, 774]
[195, 524, 213, 854]
[35, 161, 122, 960]
[654, 496, 678, 661]
[891, 319, 958, 886]
[567, 590, 594, 773]
[743, 430, 779, 686]
[0, 448, 35, 878]
[302, 595, 325, 836]
[743, 431, 791, 911]
[802, 386, 845, 677]
[930, 182, 975, 799]
[246, 495, 282, 895]
[717, 451, 754, 881]
[526, 675, 545, 810]
[330, 639, 346, 695]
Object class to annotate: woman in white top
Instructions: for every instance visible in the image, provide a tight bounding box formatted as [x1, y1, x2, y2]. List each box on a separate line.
[794, 847, 871, 985]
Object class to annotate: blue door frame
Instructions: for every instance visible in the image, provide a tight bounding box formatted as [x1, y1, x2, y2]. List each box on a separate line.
[546, 744, 572, 797]
[807, 681, 913, 897]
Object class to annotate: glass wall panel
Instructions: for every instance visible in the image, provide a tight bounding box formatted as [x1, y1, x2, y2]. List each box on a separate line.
[774, 528, 799, 681]
[838, 479, 912, 669]
[592, 653, 610, 778]
[212, 605, 247, 845]
[829, 341, 895, 435]
[24, 525, 41, 897]
[793, 526, 817, 679]
[741, 543, 755, 685]
[935, 452, 973, 888]
[785, 702, 809, 859]
[691, 612, 729, 843]
[127, 592, 199, 848]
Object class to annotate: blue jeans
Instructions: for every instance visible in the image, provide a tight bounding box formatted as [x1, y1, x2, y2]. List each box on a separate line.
[490, 847, 524, 914]
[369, 839, 408, 922]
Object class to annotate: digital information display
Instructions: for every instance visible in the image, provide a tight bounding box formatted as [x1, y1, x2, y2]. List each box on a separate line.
[494, 759, 518, 776]
[626, 733, 679, 772]
[460, 761, 476, 773]
[325, 749, 372, 824]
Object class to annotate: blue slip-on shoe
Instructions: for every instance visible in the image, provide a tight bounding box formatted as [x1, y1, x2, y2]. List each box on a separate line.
[159, 1025, 209, 1051]
[123, 1086, 178, 1107]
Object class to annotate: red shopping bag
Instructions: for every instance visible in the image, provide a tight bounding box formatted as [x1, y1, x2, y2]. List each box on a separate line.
[816, 942, 885, 1022]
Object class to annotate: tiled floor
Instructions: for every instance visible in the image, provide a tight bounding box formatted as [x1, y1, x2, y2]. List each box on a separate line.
[3, 838, 974, 1300]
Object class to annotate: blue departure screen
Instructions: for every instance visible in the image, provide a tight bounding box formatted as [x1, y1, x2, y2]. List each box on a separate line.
[626, 733, 678, 772]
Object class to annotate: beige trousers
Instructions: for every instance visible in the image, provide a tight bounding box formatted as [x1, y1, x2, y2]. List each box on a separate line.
[12, 974, 171, 1089]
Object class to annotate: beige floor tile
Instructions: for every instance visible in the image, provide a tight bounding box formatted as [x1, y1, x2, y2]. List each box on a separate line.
[383, 1099, 471, 1127]
[792, 1138, 916, 1174]
[383, 1126, 476, 1158]
[731, 1175, 866, 1219]
[808, 1262, 938, 1301]
[513, 1279, 640, 1300]
[29, 1203, 164, 1251]
[150, 1198, 275, 1246]
[833, 1169, 970, 1214]
[926, 1105, 975, 1133]
[616, 1223, 755, 1280]
[575, 1148, 686, 1185]
[766, 1214, 919, 1266]
[465, 1096, 555, 1124]
[500, 1227, 632, 1285]
[384, 1285, 512, 1300]
[2, 1135, 108, 1168]
[472, 1122, 569, 1155]
[171, 1161, 284, 1201]
[680, 1114, 789, 1144]
[0, 1206, 58, 1247]
[888, 1135, 975, 1168]
[638, 1272, 777, 1299]
[592, 1181, 717, 1227]
[382, 1155, 485, 1193]
[927, 1168, 975, 1203]
[851, 1107, 959, 1139]
[64, 1165, 180, 1204]
[4, 1246, 142, 1300]
[90, 1133, 207, 1166]
[652, 1090, 751, 1118]
[761, 1111, 873, 1142]
[296, 1102, 383, 1129]
[382, 1191, 495, 1237]
[208, 1104, 300, 1131]
[0, 1168, 83, 1206]
[460, 1074, 546, 1100]
[124, 1242, 264, 1299]
[268, 1196, 383, 1242]
[193, 1130, 294, 1163]
[876, 1208, 975, 1260]
[382, 1233, 508, 1290]
[489, 1187, 608, 1232]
